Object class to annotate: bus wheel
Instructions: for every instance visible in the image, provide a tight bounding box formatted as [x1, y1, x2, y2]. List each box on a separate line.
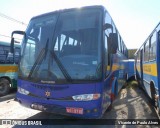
[151, 86, 158, 109]
[0, 78, 10, 96]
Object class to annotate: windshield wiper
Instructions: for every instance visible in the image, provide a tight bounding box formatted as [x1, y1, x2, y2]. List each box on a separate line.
[28, 39, 49, 79]
[50, 50, 72, 82]
[28, 38, 72, 82]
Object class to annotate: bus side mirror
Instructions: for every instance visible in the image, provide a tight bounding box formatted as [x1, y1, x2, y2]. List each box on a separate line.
[10, 30, 25, 53]
[108, 33, 118, 54]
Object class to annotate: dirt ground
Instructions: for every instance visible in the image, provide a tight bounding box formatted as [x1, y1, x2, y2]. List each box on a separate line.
[103, 80, 159, 119]
[102, 80, 159, 128]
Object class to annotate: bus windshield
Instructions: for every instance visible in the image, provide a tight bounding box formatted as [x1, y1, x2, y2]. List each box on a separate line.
[19, 8, 102, 83]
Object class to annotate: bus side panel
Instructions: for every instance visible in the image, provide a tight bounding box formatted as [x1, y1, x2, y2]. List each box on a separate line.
[128, 59, 135, 80]
[101, 52, 127, 114]
[142, 63, 158, 98]
[156, 30, 160, 110]
[116, 53, 128, 91]
[135, 49, 144, 89]
[135, 24, 160, 114]
[0, 64, 18, 88]
[102, 74, 114, 114]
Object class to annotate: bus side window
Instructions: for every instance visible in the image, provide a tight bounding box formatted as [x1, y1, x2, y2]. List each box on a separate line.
[6, 52, 13, 64]
[0, 45, 6, 63]
[149, 32, 156, 61]
[118, 34, 122, 52]
[144, 40, 150, 62]
[14, 47, 21, 64]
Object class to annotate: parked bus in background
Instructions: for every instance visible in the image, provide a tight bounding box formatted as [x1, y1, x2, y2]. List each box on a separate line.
[135, 22, 160, 115]
[127, 59, 135, 81]
[0, 41, 20, 96]
[11, 5, 128, 118]
[127, 49, 136, 81]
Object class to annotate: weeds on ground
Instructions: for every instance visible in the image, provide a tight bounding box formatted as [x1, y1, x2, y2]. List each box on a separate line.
[125, 80, 139, 89]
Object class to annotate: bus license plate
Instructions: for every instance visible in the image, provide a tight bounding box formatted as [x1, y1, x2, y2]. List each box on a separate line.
[66, 107, 83, 114]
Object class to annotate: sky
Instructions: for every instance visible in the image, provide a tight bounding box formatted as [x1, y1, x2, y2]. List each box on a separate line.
[0, 0, 160, 49]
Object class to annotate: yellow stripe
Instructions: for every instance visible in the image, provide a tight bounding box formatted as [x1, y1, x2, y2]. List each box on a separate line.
[136, 64, 140, 72]
[106, 64, 123, 72]
[112, 64, 119, 71]
[0, 65, 18, 73]
[143, 63, 157, 76]
[136, 63, 157, 77]
[106, 66, 110, 71]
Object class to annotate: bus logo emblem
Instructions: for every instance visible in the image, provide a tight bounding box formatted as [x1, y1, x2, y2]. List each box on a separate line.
[45, 90, 51, 97]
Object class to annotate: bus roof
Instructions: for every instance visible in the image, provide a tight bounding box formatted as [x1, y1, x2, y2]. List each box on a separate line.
[135, 22, 160, 56]
[31, 5, 106, 20]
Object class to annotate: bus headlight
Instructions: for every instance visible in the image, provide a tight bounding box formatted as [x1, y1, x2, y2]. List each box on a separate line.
[72, 94, 100, 101]
[18, 87, 29, 95]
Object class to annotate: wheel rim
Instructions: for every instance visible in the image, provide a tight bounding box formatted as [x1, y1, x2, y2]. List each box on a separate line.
[0, 78, 10, 94]
[0, 83, 7, 93]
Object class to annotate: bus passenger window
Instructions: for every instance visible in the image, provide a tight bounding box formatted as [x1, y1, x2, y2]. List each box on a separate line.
[150, 32, 156, 60]
[144, 41, 150, 62]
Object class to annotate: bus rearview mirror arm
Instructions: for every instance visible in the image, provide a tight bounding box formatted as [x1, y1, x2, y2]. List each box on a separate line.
[103, 23, 113, 31]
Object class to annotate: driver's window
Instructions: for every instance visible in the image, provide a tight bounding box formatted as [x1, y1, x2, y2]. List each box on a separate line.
[25, 39, 35, 65]
[104, 12, 112, 77]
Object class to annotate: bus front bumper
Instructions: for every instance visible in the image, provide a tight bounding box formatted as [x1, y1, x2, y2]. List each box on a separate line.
[16, 92, 103, 118]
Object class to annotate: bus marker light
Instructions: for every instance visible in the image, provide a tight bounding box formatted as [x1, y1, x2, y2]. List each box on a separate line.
[93, 108, 98, 112]
[31, 104, 46, 111]
[86, 110, 90, 113]
[18, 87, 29, 95]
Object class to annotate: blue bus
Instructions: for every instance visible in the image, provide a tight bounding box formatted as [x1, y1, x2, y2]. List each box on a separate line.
[11, 5, 128, 118]
[135, 22, 160, 115]
[127, 59, 135, 81]
[0, 41, 20, 96]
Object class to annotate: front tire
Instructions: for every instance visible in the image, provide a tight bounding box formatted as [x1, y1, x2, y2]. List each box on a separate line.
[0, 78, 10, 96]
